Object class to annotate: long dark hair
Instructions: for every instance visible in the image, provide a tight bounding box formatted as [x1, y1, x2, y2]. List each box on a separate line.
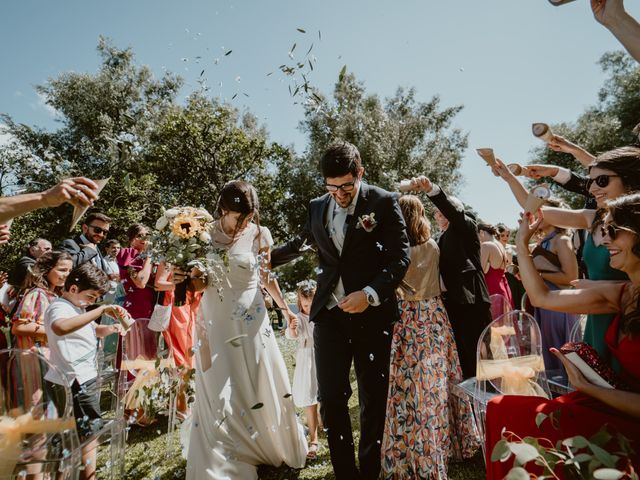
[24, 251, 73, 295]
[216, 180, 261, 243]
[607, 192, 640, 335]
[398, 195, 430, 247]
[590, 146, 640, 193]
[590, 147, 640, 233]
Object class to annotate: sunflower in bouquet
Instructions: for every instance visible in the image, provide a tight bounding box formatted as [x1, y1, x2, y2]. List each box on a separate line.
[152, 207, 214, 305]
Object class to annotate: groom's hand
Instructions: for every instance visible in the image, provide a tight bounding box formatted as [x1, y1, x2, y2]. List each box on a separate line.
[338, 291, 369, 313]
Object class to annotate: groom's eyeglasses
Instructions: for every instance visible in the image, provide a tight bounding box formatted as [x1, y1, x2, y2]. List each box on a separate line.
[586, 174, 619, 190]
[325, 181, 356, 193]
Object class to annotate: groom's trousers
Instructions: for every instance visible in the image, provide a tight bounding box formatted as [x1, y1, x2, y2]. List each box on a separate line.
[313, 307, 393, 480]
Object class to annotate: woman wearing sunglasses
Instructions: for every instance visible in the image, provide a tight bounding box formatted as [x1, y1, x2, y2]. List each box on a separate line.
[491, 147, 640, 360]
[485, 194, 640, 478]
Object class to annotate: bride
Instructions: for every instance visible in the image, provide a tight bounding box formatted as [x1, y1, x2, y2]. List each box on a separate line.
[184, 180, 308, 479]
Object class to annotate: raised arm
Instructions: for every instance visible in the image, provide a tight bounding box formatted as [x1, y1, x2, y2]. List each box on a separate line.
[129, 256, 153, 289]
[0, 177, 99, 225]
[490, 159, 530, 209]
[592, 0, 640, 63]
[547, 134, 596, 168]
[270, 206, 316, 268]
[526, 165, 590, 199]
[516, 211, 622, 314]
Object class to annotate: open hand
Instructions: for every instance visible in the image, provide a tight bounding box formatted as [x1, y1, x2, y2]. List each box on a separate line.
[550, 348, 592, 392]
[338, 291, 369, 314]
[516, 210, 543, 247]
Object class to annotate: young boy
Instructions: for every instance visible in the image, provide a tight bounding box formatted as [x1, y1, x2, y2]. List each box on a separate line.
[44, 262, 130, 479]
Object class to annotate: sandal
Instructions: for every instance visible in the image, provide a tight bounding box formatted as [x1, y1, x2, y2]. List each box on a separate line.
[307, 441, 319, 460]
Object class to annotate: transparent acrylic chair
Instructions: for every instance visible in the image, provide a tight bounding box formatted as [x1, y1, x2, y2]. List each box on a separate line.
[0, 348, 78, 479]
[545, 315, 585, 396]
[453, 310, 550, 461]
[116, 318, 179, 457]
[489, 293, 512, 320]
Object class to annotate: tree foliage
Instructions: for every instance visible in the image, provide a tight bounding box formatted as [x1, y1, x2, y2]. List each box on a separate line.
[0, 41, 467, 290]
[528, 52, 640, 208]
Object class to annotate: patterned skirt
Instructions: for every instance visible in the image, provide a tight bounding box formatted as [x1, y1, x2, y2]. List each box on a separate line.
[381, 297, 480, 480]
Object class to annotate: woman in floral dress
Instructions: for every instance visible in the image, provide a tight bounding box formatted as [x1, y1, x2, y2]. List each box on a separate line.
[381, 195, 479, 480]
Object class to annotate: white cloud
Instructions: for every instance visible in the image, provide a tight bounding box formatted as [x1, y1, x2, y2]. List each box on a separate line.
[30, 91, 60, 118]
[0, 126, 13, 148]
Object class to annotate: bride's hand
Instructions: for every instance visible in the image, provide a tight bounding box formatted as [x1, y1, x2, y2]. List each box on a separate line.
[171, 267, 189, 284]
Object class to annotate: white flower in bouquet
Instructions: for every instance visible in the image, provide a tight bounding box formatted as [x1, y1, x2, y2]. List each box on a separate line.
[164, 208, 180, 218]
[155, 216, 169, 230]
[199, 230, 212, 243]
[151, 206, 216, 305]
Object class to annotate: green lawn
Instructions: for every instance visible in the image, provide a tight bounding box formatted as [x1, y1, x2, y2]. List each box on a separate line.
[102, 329, 485, 479]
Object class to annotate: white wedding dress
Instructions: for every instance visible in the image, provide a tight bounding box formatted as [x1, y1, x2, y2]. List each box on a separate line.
[185, 222, 308, 479]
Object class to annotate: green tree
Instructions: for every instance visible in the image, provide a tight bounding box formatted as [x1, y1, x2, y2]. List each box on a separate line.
[271, 70, 468, 289]
[527, 51, 640, 208]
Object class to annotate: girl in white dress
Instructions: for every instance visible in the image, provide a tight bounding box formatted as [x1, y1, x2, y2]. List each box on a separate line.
[285, 280, 321, 459]
[185, 180, 307, 479]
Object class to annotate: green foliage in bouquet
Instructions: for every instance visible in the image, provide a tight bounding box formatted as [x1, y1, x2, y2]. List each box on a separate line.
[492, 412, 637, 480]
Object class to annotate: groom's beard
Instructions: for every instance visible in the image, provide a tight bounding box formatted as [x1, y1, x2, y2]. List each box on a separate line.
[332, 191, 355, 208]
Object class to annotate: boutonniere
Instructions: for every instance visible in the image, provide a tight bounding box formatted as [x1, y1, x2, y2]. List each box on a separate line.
[356, 212, 378, 232]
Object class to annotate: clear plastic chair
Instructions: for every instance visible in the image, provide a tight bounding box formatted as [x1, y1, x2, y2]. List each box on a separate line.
[489, 293, 512, 320]
[96, 335, 119, 411]
[116, 318, 178, 457]
[0, 348, 79, 479]
[453, 310, 550, 461]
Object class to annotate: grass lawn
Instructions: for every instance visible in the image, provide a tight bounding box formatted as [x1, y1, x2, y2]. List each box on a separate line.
[103, 329, 485, 479]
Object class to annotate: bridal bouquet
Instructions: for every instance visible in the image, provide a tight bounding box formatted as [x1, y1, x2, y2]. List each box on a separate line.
[152, 207, 214, 305]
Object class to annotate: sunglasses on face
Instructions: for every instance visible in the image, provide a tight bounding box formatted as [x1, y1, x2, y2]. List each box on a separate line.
[88, 225, 109, 235]
[600, 222, 636, 240]
[325, 181, 356, 193]
[586, 174, 619, 190]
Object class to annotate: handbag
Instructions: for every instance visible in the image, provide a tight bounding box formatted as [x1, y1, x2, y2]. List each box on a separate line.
[560, 342, 626, 390]
[148, 291, 172, 332]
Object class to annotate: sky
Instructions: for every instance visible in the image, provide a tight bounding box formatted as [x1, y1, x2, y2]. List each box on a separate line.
[1, 0, 639, 227]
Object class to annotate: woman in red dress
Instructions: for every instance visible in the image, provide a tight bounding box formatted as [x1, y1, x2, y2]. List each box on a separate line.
[485, 194, 640, 478]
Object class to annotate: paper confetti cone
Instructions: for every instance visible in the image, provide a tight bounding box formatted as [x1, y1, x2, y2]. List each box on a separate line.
[524, 184, 551, 214]
[532, 123, 554, 142]
[476, 148, 496, 167]
[69, 178, 110, 232]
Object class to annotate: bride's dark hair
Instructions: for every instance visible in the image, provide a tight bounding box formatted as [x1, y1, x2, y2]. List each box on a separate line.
[216, 180, 261, 242]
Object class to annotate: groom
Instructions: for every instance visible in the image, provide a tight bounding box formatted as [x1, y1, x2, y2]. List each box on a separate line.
[272, 142, 410, 479]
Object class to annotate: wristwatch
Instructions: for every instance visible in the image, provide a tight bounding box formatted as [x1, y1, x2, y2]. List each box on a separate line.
[364, 290, 375, 305]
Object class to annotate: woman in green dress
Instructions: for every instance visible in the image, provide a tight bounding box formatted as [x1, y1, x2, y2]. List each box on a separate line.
[490, 146, 640, 360]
